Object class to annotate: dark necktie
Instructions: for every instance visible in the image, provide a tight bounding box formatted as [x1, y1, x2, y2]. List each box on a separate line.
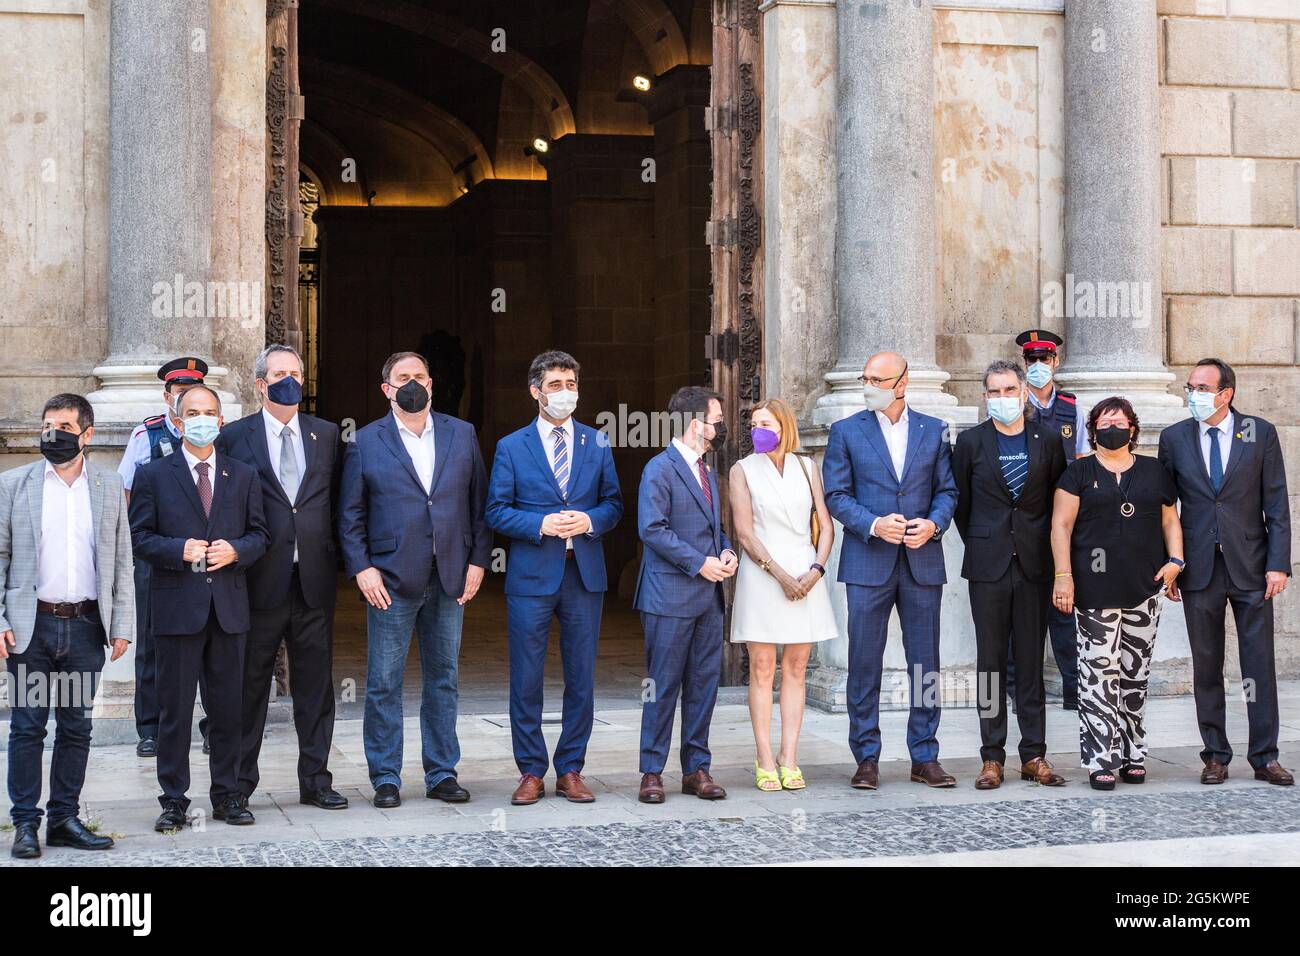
[1208, 426, 1224, 495]
[196, 461, 212, 517]
[698, 458, 712, 508]
[552, 426, 569, 499]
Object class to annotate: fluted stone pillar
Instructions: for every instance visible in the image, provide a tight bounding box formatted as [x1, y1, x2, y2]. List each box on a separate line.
[87, 0, 236, 426]
[1055, 0, 1183, 439]
[813, 0, 974, 428]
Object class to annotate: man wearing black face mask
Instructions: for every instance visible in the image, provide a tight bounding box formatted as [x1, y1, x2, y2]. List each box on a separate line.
[1, 394, 135, 858]
[214, 344, 347, 811]
[339, 351, 492, 808]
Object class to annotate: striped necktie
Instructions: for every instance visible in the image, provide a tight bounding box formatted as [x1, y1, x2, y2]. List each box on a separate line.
[698, 458, 712, 507]
[196, 461, 212, 517]
[552, 426, 569, 499]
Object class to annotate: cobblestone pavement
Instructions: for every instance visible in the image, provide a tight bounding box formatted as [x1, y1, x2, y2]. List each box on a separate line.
[12, 784, 1299, 867]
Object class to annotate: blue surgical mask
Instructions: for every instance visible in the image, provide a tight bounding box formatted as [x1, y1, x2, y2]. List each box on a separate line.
[1026, 362, 1053, 389]
[987, 396, 1024, 426]
[1187, 390, 1219, 422]
[266, 375, 302, 406]
[183, 414, 220, 448]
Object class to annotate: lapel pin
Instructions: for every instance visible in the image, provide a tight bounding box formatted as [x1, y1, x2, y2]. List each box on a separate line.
[310, 432, 317, 441]
[221, 469, 230, 478]
[580, 433, 586, 446]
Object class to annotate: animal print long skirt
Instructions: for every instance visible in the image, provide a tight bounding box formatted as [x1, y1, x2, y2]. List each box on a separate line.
[1076, 596, 1163, 774]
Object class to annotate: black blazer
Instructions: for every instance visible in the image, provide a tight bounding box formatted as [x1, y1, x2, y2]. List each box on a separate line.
[129, 450, 270, 636]
[952, 418, 1066, 583]
[1158, 409, 1291, 593]
[216, 411, 340, 611]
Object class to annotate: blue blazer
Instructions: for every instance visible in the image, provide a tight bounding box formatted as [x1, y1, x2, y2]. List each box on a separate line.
[486, 420, 623, 596]
[338, 411, 492, 601]
[633, 444, 733, 619]
[128, 450, 270, 636]
[822, 408, 958, 587]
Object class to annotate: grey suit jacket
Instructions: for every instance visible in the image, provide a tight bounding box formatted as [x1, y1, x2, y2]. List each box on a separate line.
[0, 460, 136, 653]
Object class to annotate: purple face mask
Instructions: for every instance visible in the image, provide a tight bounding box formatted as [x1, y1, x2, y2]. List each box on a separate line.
[751, 426, 780, 453]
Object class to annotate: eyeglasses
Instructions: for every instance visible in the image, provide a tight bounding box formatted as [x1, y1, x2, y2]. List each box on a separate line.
[1183, 384, 1225, 395]
[858, 363, 908, 388]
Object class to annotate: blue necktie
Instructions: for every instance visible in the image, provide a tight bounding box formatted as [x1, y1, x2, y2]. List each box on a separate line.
[552, 427, 569, 499]
[1208, 426, 1224, 495]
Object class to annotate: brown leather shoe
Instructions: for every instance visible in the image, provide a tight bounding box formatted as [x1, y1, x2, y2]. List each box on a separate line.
[638, 773, 665, 804]
[850, 759, 879, 790]
[1200, 760, 1229, 785]
[911, 761, 956, 788]
[681, 769, 727, 800]
[1020, 756, 1067, 787]
[510, 773, 545, 805]
[974, 760, 1003, 790]
[555, 771, 596, 802]
[1254, 761, 1294, 786]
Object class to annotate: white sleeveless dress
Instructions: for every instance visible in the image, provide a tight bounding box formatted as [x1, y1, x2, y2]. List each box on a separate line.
[730, 453, 837, 645]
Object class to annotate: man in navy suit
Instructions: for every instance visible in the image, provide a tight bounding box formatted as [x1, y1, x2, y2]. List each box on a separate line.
[823, 351, 959, 789]
[339, 351, 492, 808]
[215, 344, 348, 811]
[1159, 357, 1293, 786]
[634, 386, 737, 804]
[129, 384, 269, 831]
[486, 351, 622, 806]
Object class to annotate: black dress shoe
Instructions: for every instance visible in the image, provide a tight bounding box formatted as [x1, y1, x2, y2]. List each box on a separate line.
[373, 783, 401, 808]
[300, 787, 349, 810]
[10, 823, 40, 859]
[213, 796, 255, 826]
[426, 778, 471, 803]
[136, 737, 157, 758]
[154, 800, 188, 833]
[46, 816, 114, 851]
[202, 733, 210, 756]
[1062, 698, 1079, 712]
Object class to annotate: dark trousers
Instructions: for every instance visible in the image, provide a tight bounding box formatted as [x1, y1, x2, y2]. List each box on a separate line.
[971, 561, 1050, 764]
[846, 557, 943, 765]
[155, 613, 245, 810]
[1007, 606, 1078, 705]
[135, 560, 209, 742]
[507, 557, 604, 778]
[638, 607, 723, 775]
[1183, 551, 1280, 770]
[5, 611, 105, 826]
[239, 568, 337, 797]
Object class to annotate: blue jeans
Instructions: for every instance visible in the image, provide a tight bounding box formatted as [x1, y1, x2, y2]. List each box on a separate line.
[6, 610, 106, 826]
[363, 571, 464, 790]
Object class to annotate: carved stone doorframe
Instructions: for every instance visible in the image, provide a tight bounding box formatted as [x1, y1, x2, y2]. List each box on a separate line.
[267, 0, 304, 352]
[707, 0, 764, 686]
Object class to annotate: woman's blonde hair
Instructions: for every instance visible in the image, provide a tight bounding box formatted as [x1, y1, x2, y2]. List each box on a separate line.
[750, 398, 800, 454]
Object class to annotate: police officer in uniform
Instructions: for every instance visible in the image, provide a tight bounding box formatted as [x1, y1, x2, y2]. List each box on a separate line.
[1008, 329, 1085, 710]
[119, 358, 211, 756]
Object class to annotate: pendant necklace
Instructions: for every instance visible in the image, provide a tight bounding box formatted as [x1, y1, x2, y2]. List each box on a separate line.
[1106, 455, 1136, 518]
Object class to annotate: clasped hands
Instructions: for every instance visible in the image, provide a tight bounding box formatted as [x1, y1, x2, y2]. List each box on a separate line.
[184, 538, 239, 570]
[699, 551, 738, 583]
[540, 510, 592, 539]
[875, 513, 936, 549]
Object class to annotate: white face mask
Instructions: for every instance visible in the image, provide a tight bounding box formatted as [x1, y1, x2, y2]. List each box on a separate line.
[543, 390, 578, 420]
[863, 384, 895, 412]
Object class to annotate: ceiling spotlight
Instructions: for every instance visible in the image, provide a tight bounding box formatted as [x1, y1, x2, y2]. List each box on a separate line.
[633, 75, 652, 92]
[532, 137, 549, 154]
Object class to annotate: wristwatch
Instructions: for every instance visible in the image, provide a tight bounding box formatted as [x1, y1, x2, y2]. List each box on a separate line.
[1167, 557, 1185, 569]
[810, 562, 825, 576]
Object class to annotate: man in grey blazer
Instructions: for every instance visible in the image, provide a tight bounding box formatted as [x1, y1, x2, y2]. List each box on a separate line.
[0, 394, 134, 858]
[1159, 358, 1293, 786]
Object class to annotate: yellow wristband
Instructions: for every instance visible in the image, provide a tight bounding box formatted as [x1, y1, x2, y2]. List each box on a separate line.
[1054, 571, 1073, 578]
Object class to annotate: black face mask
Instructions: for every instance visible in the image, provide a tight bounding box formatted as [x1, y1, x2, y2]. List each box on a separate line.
[707, 419, 727, 452]
[266, 375, 303, 406]
[40, 428, 83, 466]
[1095, 426, 1132, 451]
[393, 380, 429, 414]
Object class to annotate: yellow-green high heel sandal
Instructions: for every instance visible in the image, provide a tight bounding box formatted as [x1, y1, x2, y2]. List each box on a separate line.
[755, 762, 782, 792]
[779, 765, 806, 790]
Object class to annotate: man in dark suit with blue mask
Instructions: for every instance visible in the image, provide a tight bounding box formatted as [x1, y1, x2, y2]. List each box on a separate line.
[129, 384, 270, 831]
[339, 351, 492, 808]
[823, 351, 959, 790]
[487, 350, 622, 806]
[634, 386, 737, 804]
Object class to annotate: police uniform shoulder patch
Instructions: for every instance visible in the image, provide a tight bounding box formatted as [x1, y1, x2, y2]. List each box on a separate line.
[1056, 391, 1077, 404]
[1061, 423, 1074, 438]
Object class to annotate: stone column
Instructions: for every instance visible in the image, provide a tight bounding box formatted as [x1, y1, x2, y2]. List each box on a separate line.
[87, 0, 236, 426]
[1055, 0, 1183, 437]
[813, 0, 973, 428]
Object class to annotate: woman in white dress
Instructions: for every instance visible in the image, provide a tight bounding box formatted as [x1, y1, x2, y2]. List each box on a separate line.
[729, 399, 837, 792]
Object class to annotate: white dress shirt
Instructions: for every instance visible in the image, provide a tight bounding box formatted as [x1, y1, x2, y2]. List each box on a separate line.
[181, 445, 218, 495]
[1200, 410, 1235, 479]
[37, 462, 97, 603]
[672, 437, 706, 488]
[394, 411, 435, 493]
[264, 408, 305, 562]
[870, 407, 909, 540]
[538, 416, 578, 549]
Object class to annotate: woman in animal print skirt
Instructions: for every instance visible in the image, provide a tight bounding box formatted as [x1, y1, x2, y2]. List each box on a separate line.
[1050, 397, 1185, 791]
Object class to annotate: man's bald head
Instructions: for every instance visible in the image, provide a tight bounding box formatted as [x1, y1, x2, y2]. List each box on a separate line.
[863, 351, 908, 384]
